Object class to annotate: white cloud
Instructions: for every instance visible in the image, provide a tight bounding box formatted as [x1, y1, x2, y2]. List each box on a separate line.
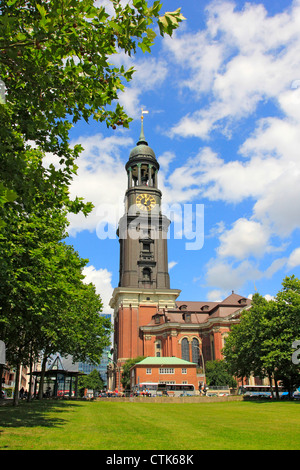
[67, 133, 132, 235]
[287, 247, 300, 269]
[158, 2, 300, 300]
[168, 261, 178, 270]
[117, 56, 169, 119]
[252, 168, 300, 237]
[240, 116, 300, 163]
[160, 144, 284, 207]
[206, 289, 226, 302]
[118, 87, 141, 120]
[264, 258, 288, 279]
[82, 265, 114, 313]
[217, 218, 270, 260]
[158, 151, 176, 173]
[93, 0, 130, 17]
[205, 249, 300, 295]
[263, 294, 275, 301]
[167, 1, 300, 139]
[208, 221, 226, 238]
[205, 258, 262, 292]
[164, 27, 226, 96]
[248, 293, 274, 301]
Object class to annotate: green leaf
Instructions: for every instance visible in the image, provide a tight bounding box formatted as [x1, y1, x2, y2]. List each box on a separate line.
[36, 4, 47, 18]
[146, 28, 156, 42]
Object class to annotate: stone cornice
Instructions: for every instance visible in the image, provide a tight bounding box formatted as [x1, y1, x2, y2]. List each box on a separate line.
[109, 287, 181, 310]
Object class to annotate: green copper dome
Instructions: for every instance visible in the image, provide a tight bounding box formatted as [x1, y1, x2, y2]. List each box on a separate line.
[129, 143, 156, 161]
[128, 119, 156, 161]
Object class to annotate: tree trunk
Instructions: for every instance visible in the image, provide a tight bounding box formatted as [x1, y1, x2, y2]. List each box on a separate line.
[288, 378, 293, 400]
[274, 374, 279, 400]
[27, 347, 33, 402]
[38, 355, 48, 400]
[0, 364, 3, 399]
[13, 363, 21, 406]
[268, 372, 274, 398]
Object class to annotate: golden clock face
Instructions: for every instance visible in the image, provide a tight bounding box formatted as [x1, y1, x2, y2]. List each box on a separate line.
[136, 193, 156, 211]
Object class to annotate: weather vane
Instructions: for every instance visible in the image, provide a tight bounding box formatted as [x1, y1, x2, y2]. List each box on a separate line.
[141, 108, 149, 121]
[138, 108, 149, 144]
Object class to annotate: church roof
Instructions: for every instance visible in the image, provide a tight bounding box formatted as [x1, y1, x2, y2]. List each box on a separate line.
[176, 292, 251, 312]
[220, 292, 250, 305]
[142, 292, 251, 328]
[129, 143, 156, 161]
[176, 301, 217, 312]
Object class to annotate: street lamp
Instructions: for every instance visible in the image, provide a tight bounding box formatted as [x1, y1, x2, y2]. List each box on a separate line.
[193, 342, 206, 392]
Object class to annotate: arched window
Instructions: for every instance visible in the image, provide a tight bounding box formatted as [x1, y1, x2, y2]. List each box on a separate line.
[181, 338, 189, 362]
[155, 340, 161, 357]
[192, 338, 200, 366]
[143, 267, 151, 281]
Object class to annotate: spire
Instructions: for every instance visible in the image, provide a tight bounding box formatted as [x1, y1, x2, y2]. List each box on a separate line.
[137, 108, 149, 146]
[128, 107, 158, 163]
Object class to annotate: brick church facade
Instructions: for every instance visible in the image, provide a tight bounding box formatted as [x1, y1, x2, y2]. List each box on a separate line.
[108, 117, 251, 392]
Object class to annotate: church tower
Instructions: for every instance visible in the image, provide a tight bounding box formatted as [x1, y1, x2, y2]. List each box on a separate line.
[109, 113, 181, 386]
[118, 114, 170, 290]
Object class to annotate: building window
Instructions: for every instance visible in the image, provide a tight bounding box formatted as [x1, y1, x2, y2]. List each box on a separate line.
[142, 242, 151, 252]
[192, 338, 200, 366]
[159, 368, 175, 374]
[181, 368, 187, 374]
[181, 338, 189, 362]
[146, 368, 152, 375]
[183, 313, 191, 323]
[143, 267, 151, 281]
[210, 335, 215, 361]
[222, 333, 228, 349]
[155, 340, 161, 357]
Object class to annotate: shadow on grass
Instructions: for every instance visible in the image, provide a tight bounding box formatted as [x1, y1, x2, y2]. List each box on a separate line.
[243, 397, 300, 405]
[0, 399, 81, 430]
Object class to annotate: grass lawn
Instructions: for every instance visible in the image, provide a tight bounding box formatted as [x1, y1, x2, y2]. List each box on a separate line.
[0, 399, 299, 450]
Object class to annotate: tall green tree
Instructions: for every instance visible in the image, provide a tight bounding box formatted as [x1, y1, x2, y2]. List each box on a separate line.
[223, 278, 300, 398]
[0, 148, 111, 404]
[0, 0, 184, 210]
[205, 360, 236, 388]
[121, 356, 145, 391]
[34, 243, 111, 401]
[224, 294, 269, 385]
[260, 276, 300, 397]
[0, 0, 184, 403]
[78, 369, 105, 396]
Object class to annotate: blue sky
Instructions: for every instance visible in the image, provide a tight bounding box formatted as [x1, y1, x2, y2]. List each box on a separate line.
[63, 0, 300, 312]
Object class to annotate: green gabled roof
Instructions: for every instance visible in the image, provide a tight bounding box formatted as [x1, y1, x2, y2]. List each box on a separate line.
[136, 357, 196, 366]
